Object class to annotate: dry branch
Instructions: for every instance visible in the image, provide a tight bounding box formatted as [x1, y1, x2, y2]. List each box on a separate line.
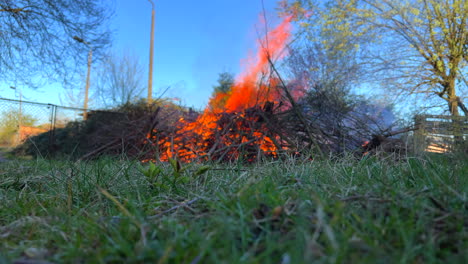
[149, 198, 200, 219]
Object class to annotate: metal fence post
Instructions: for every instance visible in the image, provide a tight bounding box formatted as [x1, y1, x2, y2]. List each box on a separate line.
[48, 104, 57, 151]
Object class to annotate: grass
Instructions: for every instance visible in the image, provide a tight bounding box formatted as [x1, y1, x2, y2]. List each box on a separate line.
[0, 154, 467, 263]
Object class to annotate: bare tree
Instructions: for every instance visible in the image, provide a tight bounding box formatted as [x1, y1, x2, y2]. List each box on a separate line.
[95, 50, 146, 107]
[59, 83, 98, 109]
[0, 0, 113, 86]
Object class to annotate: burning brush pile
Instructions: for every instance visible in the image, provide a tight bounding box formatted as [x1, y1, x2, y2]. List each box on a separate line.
[144, 16, 297, 163]
[17, 15, 405, 162]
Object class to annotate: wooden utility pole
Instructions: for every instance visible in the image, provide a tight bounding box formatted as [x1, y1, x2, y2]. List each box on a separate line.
[73, 36, 92, 120]
[147, 0, 155, 105]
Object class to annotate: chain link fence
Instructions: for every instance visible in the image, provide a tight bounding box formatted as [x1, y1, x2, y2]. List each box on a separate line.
[0, 97, 116, 149]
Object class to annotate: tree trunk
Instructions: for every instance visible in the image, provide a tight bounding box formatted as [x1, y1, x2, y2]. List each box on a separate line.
[448, 98, 460, 117]
[446, 79, 460, 117]
[445, 79, 464, 148]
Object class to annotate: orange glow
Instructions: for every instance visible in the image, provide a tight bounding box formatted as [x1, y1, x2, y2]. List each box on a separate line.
[145, 15, 294, 163]
[224, 16, 292, 112]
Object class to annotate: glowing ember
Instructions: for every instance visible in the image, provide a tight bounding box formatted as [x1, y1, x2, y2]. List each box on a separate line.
[146, 15, 294, 162]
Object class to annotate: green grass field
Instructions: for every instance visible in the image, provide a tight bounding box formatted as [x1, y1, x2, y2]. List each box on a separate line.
[0, 154, 467, 263]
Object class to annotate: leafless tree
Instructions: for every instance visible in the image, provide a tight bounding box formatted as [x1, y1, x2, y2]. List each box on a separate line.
[59, 83, 98, 109]
[0, 0, 113, 86]
[95, 50, 146, 107]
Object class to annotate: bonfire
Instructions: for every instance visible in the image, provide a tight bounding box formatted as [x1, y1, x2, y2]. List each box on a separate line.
[146, 16, 296, 163]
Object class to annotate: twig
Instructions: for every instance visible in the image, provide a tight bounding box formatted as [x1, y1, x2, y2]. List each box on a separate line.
[383, 126, 417, 138]
[149, 198, 200, 219]
[339, 195, 392, 203]
[208, 168, 249, 172]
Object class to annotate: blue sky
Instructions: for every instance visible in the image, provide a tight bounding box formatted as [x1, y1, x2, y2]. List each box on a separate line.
[2, 0, 281, 110]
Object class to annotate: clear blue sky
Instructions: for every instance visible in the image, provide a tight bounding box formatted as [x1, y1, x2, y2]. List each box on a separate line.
[2, 0, 281, 110]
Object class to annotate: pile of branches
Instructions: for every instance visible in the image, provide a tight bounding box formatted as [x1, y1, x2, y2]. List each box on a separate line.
[278, 98, 412, 158]
[14, 100, 191, 160]
[67, 101, 293, 162]
[151, 103, 292, 163]
[78, 102, 194, 161]
[15, 98, 411, 162]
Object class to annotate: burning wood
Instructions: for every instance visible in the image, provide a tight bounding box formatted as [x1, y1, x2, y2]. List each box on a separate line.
[142, 15, 296, 163]
[145, 103, 289, 163]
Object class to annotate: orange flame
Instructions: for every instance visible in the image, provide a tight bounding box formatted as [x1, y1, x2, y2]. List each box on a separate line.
[213, 16, 293, 113]
[146, 15, 294, 163]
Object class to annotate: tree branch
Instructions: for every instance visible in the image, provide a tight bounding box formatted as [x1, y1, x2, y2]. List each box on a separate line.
[0, 6, 32, 13]
[456, 97, 468, 116]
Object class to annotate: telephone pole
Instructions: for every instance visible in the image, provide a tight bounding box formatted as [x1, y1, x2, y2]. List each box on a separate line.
[147, 0, 155, 105]
[73, 36, 92, 120]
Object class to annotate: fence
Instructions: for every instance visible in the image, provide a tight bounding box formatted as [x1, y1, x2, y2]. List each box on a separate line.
[414, 114, 468, 153]
[0, 97, 118, 148]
